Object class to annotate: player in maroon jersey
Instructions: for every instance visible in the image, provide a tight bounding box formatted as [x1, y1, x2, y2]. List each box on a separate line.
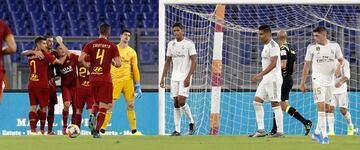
[79, 23, 121, 138]
[0, 20, 17, 103]
[54, 41, 79, 135]
[26, 37, 66, 135]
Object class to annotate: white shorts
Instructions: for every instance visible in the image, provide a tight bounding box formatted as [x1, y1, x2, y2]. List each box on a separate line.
[328, 92, 349, 108]
[170, 80, 190, 98]
[255, 80, 282, 102]
[312, 82, 333, 104]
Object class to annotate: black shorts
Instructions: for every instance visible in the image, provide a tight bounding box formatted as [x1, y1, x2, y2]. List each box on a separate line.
[281, 75, 293, 101]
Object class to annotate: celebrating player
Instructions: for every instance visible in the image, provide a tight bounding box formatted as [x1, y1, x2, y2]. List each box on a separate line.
[79, 23, 121, 138]
[300, 27, 344, 144]
[160, 23, 197, 136]
[25, 37, 66, 135]
[270, 30, 312, 135]
[249, 25, 284, 138]
[100, 29, 143, 135]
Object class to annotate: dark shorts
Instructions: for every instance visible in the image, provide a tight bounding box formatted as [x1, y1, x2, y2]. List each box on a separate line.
[75, 87, 94, 110]
[29, 88, 49, 107]
[92, 81, 113, 104]
[281, 75, 293, 101]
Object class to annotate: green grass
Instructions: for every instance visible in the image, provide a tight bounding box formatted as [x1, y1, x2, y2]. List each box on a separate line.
[0, 135, 359, 150]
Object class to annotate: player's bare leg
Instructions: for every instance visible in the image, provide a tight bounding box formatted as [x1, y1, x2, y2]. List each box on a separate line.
[178, 96, 195, 135]
[62, 101, 71, 135]
[250, 97, 267, 137]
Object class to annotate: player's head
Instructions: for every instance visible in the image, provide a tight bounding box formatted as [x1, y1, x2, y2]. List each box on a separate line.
[258, 25, 272, 43]
[120, 29, 131, 44]
[43, 35, 53, 50]
[172, 23, 184, 41]
[99, 23, 111, 38]
[54, 43, 65, 57]
[277, 30, 287, 44]
[313, 26, 327, 44]
[34, 36, 47, 51]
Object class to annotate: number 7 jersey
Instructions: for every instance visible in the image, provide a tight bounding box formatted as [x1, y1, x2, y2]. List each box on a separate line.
[83, 38, 120, 83]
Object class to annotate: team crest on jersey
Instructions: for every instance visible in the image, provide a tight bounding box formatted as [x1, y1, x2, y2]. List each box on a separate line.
[316, 46, 320, 54]
[172, 42, 176, 47]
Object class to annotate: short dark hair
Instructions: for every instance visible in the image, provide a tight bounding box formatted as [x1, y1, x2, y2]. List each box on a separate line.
[99, 23, 111, 35]
[34, 37, 46, 45]
[313, 26, 327, 33]
[43, 35, 52, 39]
[121, 29, 131, 35]
[258, 25, 272, 33]
[172, 23, 184, 29]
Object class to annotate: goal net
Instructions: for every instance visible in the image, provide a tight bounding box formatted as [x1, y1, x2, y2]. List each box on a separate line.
[159, 2, 360, 135]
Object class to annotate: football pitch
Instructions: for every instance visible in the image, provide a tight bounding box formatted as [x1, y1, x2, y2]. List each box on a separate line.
[0, 135, 359, 150]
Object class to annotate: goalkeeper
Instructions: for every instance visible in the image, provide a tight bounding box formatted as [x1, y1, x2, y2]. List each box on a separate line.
[100, 29, 143, 135]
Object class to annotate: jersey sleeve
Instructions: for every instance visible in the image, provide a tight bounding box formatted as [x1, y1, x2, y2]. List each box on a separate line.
[1, 21, 12, 39]
[189, 42, 197, 56]
[166, 42, 172, 57]
[335, 43, 343, 59]
[343, 60, 350, 80]
[304, 45, 313, 62]
[269, 41, 280, 57]
[43, 51, 56, 64]
[280, 46, 287, 60]
[131, 50, 141, 81]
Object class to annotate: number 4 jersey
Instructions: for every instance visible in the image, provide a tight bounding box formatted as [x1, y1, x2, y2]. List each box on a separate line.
[83, 38, 120, 83]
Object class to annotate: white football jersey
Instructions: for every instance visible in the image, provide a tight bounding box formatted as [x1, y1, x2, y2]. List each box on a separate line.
[333, 59, 350, 94]
[305, 40, 343, 86]
[261, 39, 282, 83]
[166, 38, 197, 81]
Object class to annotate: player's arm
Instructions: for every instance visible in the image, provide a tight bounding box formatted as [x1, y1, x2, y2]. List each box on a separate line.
[50, 54, 67, 65]
[21, 50, 45, 59]
[252, 56, 278, 82]
[112, 45, 121, 68]
[79, 52, 90, 68]
[300, 61, 311, 93]
[131, 51, 142, 99]
[184, 54, 197, 87]
[3, 34, 16, 54]
[335, 60, 350, 88]
[160, 56, 172, 88]
[55, 36, 72, 56]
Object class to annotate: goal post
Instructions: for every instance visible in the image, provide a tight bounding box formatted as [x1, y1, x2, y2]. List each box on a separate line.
[159, 0, 360, 135]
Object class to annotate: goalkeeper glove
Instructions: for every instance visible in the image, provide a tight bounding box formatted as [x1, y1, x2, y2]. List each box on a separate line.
[135, 83, 142, 100]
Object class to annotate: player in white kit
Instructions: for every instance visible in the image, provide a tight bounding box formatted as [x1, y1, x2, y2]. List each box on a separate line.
[326, 59, 354, 136]
[300, 27, 344, 144]
[249, 25, 284, 138]
[160, 23, 197, 136]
